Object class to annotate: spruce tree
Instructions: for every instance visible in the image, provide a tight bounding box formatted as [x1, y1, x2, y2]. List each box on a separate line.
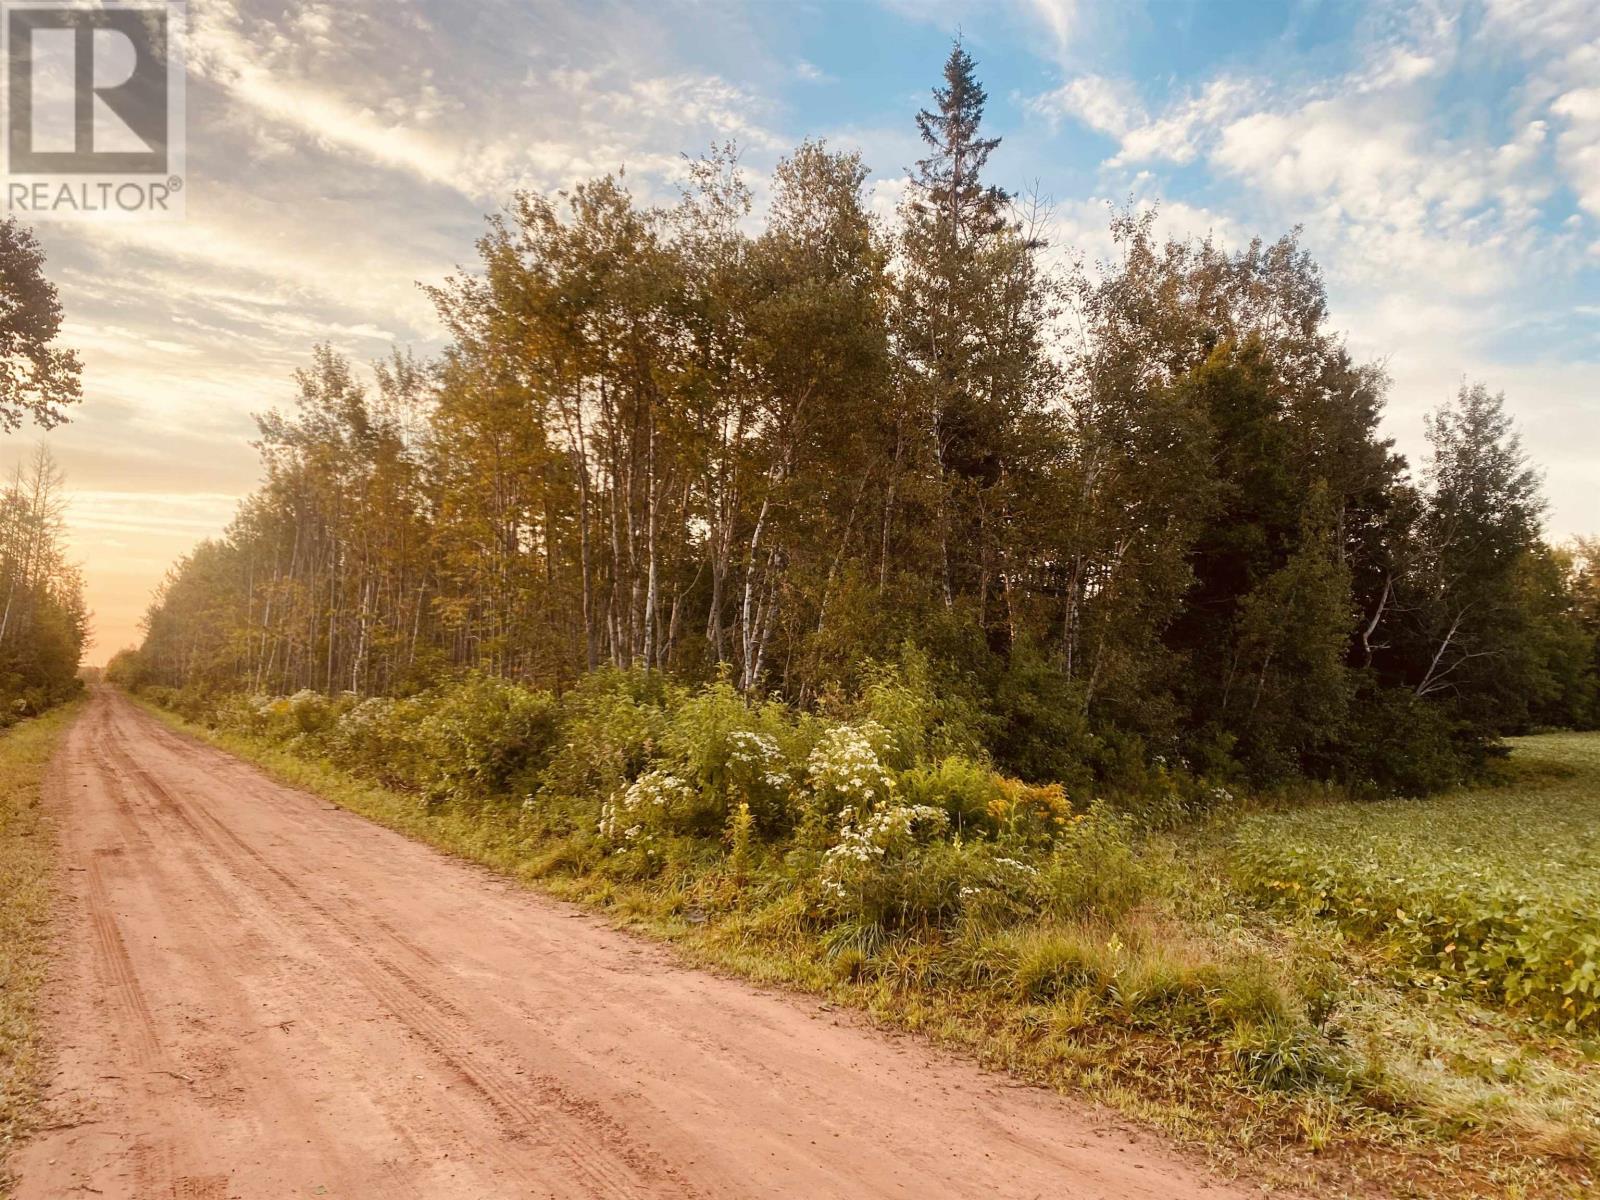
[912, 41, 1011, 245]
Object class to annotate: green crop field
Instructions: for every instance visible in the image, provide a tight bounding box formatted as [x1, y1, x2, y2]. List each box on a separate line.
[1236, 732, 1600, 1031]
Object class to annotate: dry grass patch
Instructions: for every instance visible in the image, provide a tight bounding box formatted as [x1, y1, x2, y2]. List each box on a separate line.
[0, 703, 79, 1184]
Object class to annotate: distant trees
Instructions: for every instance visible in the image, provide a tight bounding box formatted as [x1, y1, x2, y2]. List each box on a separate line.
[125, 44, 1598, 793]
[0, 448, 87, 721]
[0, 218, 86, 720]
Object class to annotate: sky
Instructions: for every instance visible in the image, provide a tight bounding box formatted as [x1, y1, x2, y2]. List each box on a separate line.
[3, 0, 1597, 664]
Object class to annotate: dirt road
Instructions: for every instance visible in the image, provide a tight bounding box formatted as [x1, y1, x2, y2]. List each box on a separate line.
[13, 687, 1258, 1199]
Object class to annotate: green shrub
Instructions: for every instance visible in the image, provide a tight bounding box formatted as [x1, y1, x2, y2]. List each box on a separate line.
[326, 695, 429, 789]
[244, 689, 344, 746]
[660, 680, 803, 833]
[857, 645, 987, 770]
[1210, 955, 1297, 1028]
[1338, 681, 1478, 795]
[897, 755, 1001, 834]
[986, 643, 1095, 789]
[815, 801, 956, 931]
[1010, 928, 1111, 1001]
[540, 670, 675, 799]
[208, 692, 267, 737]
[800, 722, 897, 837]
[598, 768, 709, 853]
[1227, 1017, 1344, 1092]
[1111, 948, 1222, 1029]
[144, 684, 221, 726]
[414, 673, 559, 802]
[1032, 802, 1149, 920]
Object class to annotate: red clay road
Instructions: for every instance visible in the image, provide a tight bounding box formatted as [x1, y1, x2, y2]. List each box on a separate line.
[13, 687, 1261, 1199]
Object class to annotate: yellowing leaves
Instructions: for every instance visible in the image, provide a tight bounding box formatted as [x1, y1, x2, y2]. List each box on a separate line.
[1235, 731, 1600, 1033]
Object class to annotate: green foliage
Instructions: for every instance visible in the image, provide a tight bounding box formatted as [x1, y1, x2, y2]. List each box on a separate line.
[659, 678, 806, 832]
[263, 689, 343, 741]
[196, 673, 560, 804]
[1228, 1018, 1345, 1092]
[413, 673, 560, 802]
[598, 768, 708, 855]
[816, 801, 958, 931]
[1033, 803, 1149, 919]
[104, 647, 149, 691]
[898, 755, 1001, 833]
[1008, 928, 1109, 1000]
[323, 695, 427, 789]
[856, 645, 987, 770]
[985, 643, 1094, 788]
[1337, 678, 1479, 795]
[122, 46, 1597, 805]
[0, 449, 86, 722]
[0, 218, 82, 434]
[800, 722, 898, 836]
[955, 921, 1331, 1079]
[1236, 732, 1600, 1031]
[540, 669, 676, 800]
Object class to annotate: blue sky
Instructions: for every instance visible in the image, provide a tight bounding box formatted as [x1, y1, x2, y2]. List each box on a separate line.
[7, 0, 1596, 659]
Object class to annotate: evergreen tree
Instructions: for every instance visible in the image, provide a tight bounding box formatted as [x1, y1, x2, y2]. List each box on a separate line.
[912, 41, 1010, 244]
[896, 41, 1053, 632]
[1408, 384, 1545, 731]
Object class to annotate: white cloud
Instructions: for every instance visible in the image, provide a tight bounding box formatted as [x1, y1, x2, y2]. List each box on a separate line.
[1552, 88, 1600, 219]
[1035, 16, 1573, 304]
[1479, 0, 1600, 220]
[1031, 74, 1137, 138]
[1026, 0, 1078, 54]
[191, 0, 785, 202]
[1114, 78, 1255, 167]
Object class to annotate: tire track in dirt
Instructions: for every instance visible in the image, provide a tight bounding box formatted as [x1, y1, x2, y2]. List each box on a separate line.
[87, 734, 426, 1200]
[90, 726, 535, 1198]
[84, 851, 162, 1066]
[96, 703, 691, 1199]
[12, 687, 1273, 1200]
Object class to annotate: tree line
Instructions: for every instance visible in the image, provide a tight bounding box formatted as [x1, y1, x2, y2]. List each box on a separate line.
[0, 215, 86, 721]
[0, 448, 87, 721]
[119, 46, 1600, 793]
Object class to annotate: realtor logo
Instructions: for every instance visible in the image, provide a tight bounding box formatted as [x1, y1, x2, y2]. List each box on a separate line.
[3, 2, 185, 219]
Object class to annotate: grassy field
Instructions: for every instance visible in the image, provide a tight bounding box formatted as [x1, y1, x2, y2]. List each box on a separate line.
[138, 693, 1600, 1200]
[0, 704, 79, 1187]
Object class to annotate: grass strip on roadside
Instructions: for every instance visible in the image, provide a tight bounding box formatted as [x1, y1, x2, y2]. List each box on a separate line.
[0, 703, 81, 1182]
